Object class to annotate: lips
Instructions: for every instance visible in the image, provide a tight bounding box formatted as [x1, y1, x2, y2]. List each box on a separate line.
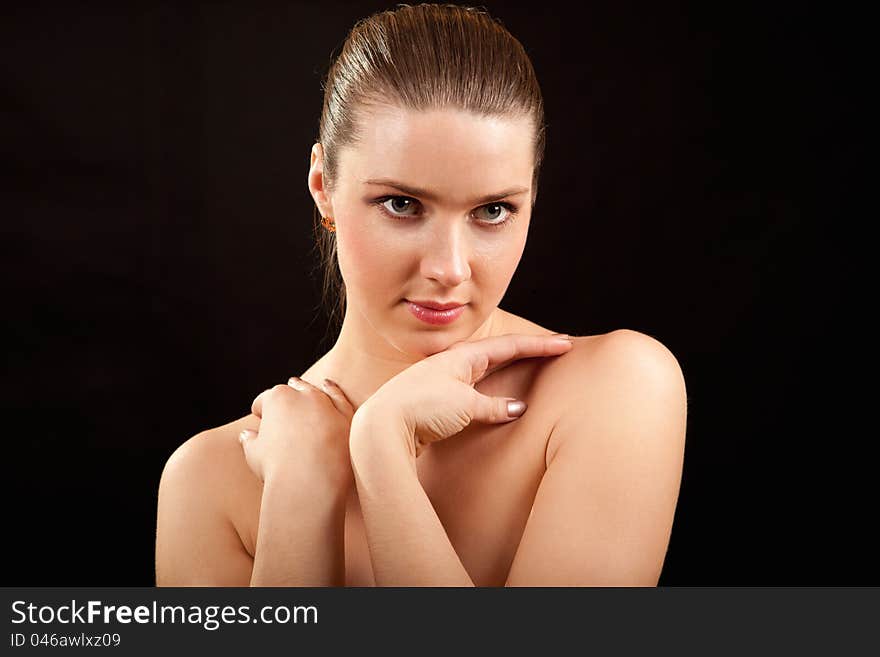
[406, 299, 465, 310]
[405, 300, 467, 325]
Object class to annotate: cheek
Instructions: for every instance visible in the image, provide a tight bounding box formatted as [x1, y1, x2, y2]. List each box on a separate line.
[475, 230, 528, 281]
[336, 213, 401, 290]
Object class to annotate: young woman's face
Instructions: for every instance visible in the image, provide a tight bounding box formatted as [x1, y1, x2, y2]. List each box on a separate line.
[315, 106, 535, 356]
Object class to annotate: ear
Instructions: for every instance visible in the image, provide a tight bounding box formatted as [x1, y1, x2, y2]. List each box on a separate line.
[308, 142, 333, 218]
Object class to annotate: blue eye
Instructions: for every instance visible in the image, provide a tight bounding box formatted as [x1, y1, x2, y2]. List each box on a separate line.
[372, 195, 518, 229]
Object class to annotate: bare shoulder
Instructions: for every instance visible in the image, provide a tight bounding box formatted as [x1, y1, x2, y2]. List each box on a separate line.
[167, 412, 261, 455]
[564, 329, 686, 389]
[163, 413, 261, 494]
[166, 413, 262, 520]
[155, 413, 262, 585]
[545, 329, 688, 463]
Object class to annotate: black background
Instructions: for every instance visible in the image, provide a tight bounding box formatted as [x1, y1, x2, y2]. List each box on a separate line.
[2, 1, 870, 585]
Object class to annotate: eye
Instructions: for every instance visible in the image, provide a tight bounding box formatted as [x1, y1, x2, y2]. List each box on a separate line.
[372, 195, 518, 229]
[377, 196, 421, 217]
[474, 202, 516, 227]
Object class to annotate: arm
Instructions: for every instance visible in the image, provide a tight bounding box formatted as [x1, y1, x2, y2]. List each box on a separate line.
[349, 412, 474, 586]
[239, 377, 359, 586]
[250, 473, 349, 587]
[505, 330, 688, 585]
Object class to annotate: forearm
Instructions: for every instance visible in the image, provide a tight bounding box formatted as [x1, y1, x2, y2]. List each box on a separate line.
[349, 413, 474, 586]
[249, 474, 348, 586]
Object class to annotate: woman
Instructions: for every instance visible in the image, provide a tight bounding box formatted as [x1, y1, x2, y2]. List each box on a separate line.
[155, 3, 687, 587]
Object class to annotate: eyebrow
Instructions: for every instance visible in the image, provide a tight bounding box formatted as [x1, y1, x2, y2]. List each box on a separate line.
[362, 178, 529, 205]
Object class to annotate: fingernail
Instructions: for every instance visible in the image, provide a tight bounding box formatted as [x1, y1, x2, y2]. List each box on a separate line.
[323, 378, 338, 388]
[238, 430, 248, 443]
[550, 333, 572, 341]
[507, 400, 527, 418]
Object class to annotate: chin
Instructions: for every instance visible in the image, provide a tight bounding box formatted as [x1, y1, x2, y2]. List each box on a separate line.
[404, 331, 466, 358]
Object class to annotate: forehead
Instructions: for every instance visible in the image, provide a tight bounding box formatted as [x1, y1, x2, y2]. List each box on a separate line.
[342, 106, 533, 200]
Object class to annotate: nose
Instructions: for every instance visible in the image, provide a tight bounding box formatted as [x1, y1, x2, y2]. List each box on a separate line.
[419, 220, 472, 288]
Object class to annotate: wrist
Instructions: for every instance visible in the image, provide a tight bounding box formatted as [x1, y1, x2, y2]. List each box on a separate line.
[349, 405, 416, 474]
[263, 462, 352, 504]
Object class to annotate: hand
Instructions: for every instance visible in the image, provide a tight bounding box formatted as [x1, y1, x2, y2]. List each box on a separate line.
[351, 333, 574, 461]
[239, 376, 357, 491]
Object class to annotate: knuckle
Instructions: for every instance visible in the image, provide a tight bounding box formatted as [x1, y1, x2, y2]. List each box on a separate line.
[267, 384, 296, 406]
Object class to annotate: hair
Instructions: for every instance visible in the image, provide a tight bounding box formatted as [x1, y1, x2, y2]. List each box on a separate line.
[310, 3, 546, 340]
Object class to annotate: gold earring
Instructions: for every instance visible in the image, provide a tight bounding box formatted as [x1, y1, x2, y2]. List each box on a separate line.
[321, 215, 336, 232]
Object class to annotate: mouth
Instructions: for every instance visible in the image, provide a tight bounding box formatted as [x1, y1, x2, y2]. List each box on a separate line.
[404, 299, 467, 325]
[406, 299, 466, 311]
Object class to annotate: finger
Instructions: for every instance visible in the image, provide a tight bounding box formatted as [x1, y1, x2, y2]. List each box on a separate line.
[238, 429, 261, 480]
[290, 375, 355, 419]
[253, 380, 309, 418]
[238, 428, 257, 445]
[469, 389, 528, 425]
[288, 376, 319, 392]
[454, 333, 574, 384]
[252, 376, 316, 417]
[320, 378, 356, 419]
[250, 388, 271, 418]
[238, 429, 257, 460]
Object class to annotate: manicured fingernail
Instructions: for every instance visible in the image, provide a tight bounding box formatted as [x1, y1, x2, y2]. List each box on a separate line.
[551, 333, 572, 341]
[507, 400, 527, 418]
